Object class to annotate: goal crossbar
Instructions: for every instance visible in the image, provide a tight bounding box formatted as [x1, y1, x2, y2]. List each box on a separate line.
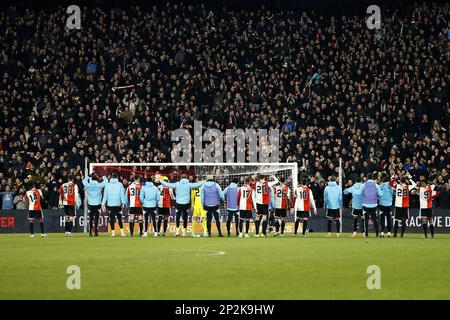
[89, 162, 298, 189]
[89, 162, 297, 171]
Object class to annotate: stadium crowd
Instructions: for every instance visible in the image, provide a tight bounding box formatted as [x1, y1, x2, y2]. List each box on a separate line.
[0, 1, 449, 209]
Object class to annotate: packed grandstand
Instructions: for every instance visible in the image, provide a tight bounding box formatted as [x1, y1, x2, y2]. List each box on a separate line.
[0, 1, 448, 210]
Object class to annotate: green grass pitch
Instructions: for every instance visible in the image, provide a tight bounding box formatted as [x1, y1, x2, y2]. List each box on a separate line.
[1, 233, 450, 300]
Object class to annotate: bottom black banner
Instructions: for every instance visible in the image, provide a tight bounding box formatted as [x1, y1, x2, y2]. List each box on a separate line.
[2, 300, 445, 319]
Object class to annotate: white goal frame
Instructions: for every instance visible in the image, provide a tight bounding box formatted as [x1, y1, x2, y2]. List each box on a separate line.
[84, 162, 298, 233]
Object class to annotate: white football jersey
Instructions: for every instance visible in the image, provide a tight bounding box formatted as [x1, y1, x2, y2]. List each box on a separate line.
[418, 185, 437, 209]
[294, 186, 316, 212]
[126, 182, 142, 208]
[273, 185, 291, 209]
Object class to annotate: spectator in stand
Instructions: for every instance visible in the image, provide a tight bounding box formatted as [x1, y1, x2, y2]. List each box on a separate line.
[13, 188, 27, 210]
[437, 184, 450, 209]
[1, 186, 15, 210]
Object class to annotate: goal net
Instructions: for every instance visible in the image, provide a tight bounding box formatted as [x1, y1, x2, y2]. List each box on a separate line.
[87, 163, 298, 233]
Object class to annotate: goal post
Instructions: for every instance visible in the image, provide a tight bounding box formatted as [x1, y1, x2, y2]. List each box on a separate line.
[83, 157, 89, 233]
[85, 162, 298, 233]
[338, 158, 343, 234]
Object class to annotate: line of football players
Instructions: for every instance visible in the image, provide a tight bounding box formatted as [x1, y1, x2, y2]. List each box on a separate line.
[24, 172, 440, 238]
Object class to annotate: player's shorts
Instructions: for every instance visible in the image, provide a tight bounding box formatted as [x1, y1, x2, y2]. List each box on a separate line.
[193, 206, 207, 218]
[204, 205, 219, 214]
[108, 206, 121, 215]
[227, 209, 239, 216]
[256, 203, 269, 215]
[176, 203, 191, 212]
[143, 207, 156, 216]
[362, 206, 377, 217]
[129, 207, 143, 216]
[351, 209, 363, 217]
[64, 205, 76, 216]
[295, 210, 310, 220]
[326, 208, 340, 219]
[88, 205, 101, 214]
[274, 208, 287, 218]
[28, 210, 43, 220]
[378, 205, 391, 216]
[157, 207, 170, 217]
[394, 207, 409, 221]
[419, 208, 433, 218]
[239, 210, 253, 220]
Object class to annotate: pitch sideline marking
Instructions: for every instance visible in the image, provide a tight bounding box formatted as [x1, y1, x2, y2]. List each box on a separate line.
[165, 248, 226, 256]
[194, 250, 226, 256]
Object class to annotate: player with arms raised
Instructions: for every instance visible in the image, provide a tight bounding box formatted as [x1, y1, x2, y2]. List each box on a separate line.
[200, 175, 225, 237]
[155, 175, 174, 237]
[361, 173, 382, 238]
[126, 175, 143, 237]
[390, 173, 416, 238]
[292, 178, 317, 237]
[140, 176, 160, 237]
[26, 183, 46, 237]
[159, 174, 205, 237]
[272, 177, 291, 236]
[191, 178, 207, 237]
[251, 175, 278, 237]
[223, 178, 240, 237]
[379, 174, 395, 237]
[83, 173, 108, 237]
[324, 176, 343, 238]
[237, 177, 255, 238]
[59, 175, 81, 237]
[102, 173, 127, 237]
[343, 177, 364, 238]
[417, 179, 440, 238]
